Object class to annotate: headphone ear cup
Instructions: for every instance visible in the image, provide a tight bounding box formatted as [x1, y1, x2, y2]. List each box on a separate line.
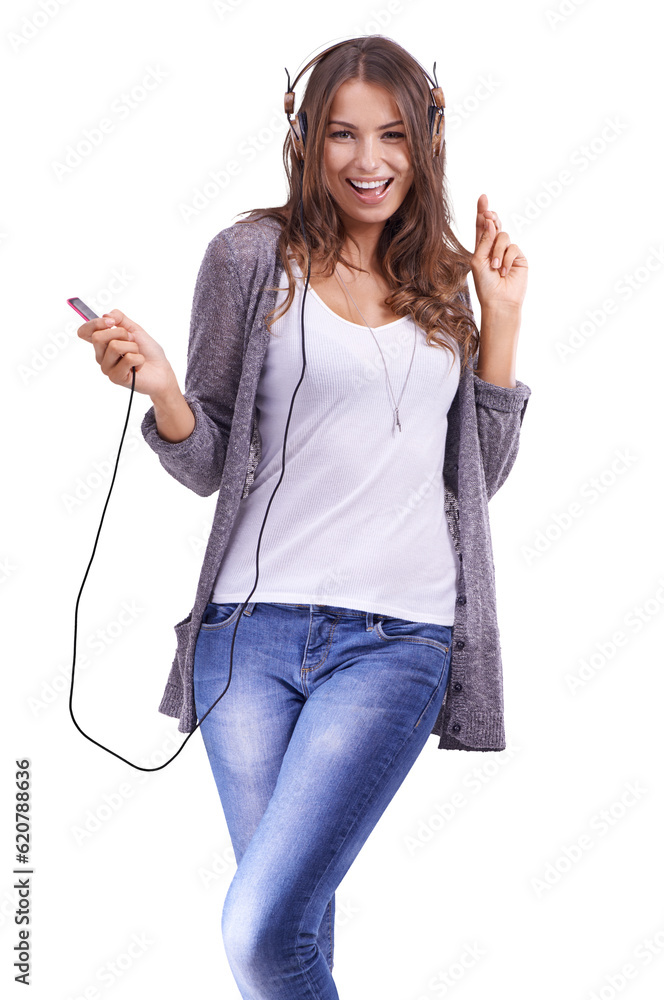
[428, 105, 445, 157]
[289, 110, 308, 162]
[297, 110, 308, 157]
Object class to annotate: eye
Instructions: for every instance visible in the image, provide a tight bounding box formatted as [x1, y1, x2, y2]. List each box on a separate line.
[328, 130, 405, 140]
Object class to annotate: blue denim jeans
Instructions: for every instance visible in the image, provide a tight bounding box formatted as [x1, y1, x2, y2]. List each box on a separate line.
[193, 601, 453, 1000]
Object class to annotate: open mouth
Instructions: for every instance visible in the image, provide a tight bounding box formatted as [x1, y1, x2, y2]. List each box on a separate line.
[346, 177, 394, 203]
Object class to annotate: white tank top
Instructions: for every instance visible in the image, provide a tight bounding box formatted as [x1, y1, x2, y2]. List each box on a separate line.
[211, 253, 461, 624]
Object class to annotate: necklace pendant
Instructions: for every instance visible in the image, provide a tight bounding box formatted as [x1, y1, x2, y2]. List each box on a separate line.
[334, 265, 411, 437]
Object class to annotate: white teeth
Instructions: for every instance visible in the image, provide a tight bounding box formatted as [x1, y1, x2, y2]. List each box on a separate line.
[349, 179, 390, 190]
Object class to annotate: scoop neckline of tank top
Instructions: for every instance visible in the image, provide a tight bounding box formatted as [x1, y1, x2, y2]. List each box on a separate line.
[287, 255, 410, 332]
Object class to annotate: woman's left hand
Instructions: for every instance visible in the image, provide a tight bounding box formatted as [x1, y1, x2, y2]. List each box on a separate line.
[470, 193, 528, 312]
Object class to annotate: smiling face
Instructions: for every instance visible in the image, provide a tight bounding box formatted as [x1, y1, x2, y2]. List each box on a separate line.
[322, 78, 414, 234]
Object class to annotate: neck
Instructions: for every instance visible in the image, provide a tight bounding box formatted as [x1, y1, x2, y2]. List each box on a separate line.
[337, 217, 385, 274]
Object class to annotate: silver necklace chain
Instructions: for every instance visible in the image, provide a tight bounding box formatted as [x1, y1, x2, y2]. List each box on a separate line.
[333, 265, 417, 434]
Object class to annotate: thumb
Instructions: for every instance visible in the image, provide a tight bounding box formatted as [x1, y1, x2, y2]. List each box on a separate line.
[102, 309, 141, 337]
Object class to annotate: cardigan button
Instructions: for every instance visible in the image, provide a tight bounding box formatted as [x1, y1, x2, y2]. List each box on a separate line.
[455, 639, 465, 650]
[456, 595, 466, 605]
[452, 723, 461, 732]
[453, 682, 462, 692]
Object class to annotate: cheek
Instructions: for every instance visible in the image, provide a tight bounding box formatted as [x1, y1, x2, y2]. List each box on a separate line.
[399, 152, 413, 175]
[398, 162, 414, 187]
[324, 144, 349, 176]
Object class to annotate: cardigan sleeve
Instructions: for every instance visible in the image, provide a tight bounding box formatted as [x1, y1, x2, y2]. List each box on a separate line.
[140, 231, 246, 497]
[473, 372, 531, 500]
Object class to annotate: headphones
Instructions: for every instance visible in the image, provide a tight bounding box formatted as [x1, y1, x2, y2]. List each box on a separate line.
[69, 40, 446, 771]
[284, 40, 446, 162]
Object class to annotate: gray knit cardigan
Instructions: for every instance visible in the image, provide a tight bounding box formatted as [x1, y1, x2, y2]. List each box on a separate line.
[140, 217, 532, 751]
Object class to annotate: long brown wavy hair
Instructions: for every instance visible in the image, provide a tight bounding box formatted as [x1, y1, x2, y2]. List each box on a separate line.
[233, 35, 480, 374]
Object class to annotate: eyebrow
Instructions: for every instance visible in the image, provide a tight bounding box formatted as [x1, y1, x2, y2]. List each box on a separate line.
[328, 120, 404, 129]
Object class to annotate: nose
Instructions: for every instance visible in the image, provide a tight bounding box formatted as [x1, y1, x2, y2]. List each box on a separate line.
[352, 135, 382, 170]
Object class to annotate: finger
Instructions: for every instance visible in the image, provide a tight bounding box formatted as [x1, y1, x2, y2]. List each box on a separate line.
[100, 338, 140, 376]
[496, 244, 526, 277]
[105, 351, 145, 385]
[475, 194, 503, 233]
[106, 351, 144, 387]
[77, 315, 115, 344]
[89, 326, 132, 366]
[481, 210, 502, 232]
[476, 215, 504, 258]
[475, 209, 489, 249]
[476, 213, 495, 253]
[475, 194, 490, 248]
[102, 313, 142, 361]
[488, 210, 501, 232]
[78, 316, 118, 365]
[488, 232, 512, 268]
[113, 353, 144, 386]
[101, 309, 142, 337]
[91, 328, 129, 365]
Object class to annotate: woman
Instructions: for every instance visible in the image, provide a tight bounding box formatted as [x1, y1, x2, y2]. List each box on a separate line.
[78, 35, 531, 1000]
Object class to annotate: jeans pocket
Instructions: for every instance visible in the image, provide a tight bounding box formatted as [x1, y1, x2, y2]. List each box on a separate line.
[374, 617, 453, 730]
[375, 617, 452, 655]
[200, 602, 243, 630]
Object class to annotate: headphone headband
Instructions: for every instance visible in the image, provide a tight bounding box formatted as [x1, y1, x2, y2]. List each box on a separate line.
[284, 41, 445, 161]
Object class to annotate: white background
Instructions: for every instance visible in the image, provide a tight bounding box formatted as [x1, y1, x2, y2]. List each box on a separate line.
[3, 0, 663, 998]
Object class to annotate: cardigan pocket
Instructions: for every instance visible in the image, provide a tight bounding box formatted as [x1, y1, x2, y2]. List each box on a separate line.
[443, 483, 461, 557]
[173, 611, 193, 672]
[158, 610, 194, 718]
[242, 407, 263, 499]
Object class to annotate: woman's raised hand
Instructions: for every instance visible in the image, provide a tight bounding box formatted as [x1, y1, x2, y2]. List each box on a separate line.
[470, 193, 528, 313]
[76, 308, 178, 400]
